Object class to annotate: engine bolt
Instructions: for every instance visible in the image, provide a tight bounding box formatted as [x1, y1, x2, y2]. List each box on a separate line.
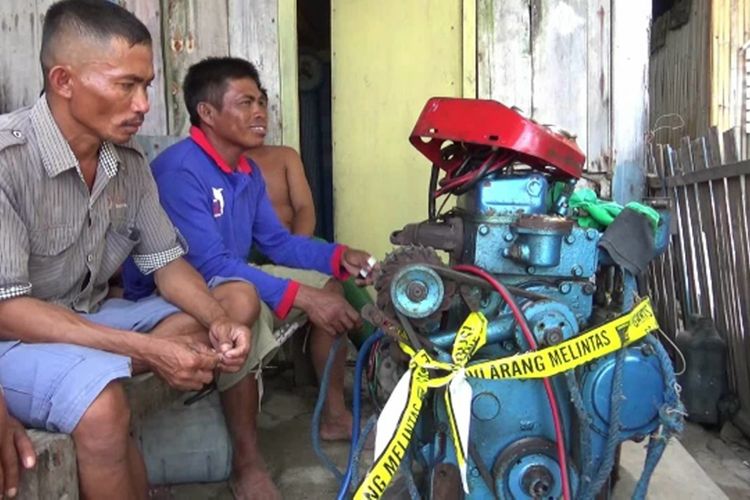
[565, 234, 576, 244]
[559, 283, 572, 294]
[504, 232, 514, 242]
[571, 265, 583, 277]
[586, 228, 598, 240]
[583, 283, 596, 295]
[545, 328, 564, 345]
[478, 224, 489, 236]
[527, 266, 536, 275]
[406, 281, 428, 302]
[523, 466, 554, 498]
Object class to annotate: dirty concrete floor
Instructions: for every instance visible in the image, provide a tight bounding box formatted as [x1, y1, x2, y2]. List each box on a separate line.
[677, 421, 750, 499]
[151, 370, 750, 499]
[150, 371, 360, 500]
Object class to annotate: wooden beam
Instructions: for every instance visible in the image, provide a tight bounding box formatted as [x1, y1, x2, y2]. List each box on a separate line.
[587, 0, 612, 173]
[278, 0, 300, 149]
[611, 0, 650, 203]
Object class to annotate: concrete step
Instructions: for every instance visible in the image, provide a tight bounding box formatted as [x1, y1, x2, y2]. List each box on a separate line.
[124, 373, 184, 431]
[18, 431, 78, 500]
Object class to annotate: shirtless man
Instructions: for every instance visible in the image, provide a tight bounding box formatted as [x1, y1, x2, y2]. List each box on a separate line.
[248, 144, 316, 237]
[247, 120, 376, 349]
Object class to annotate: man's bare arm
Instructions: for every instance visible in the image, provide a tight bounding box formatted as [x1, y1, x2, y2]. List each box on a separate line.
[283, 147, 317, 236]
[153, 257, 251, 368]
[0, 296, 161, 362]
[154, 258, 229, 329]
[0, 266, 225, 391]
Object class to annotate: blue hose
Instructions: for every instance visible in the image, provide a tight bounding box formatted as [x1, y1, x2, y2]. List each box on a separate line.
[311, 335, 346, 482]
[337, 330, 385, 500]
[351, 415, 378, 486]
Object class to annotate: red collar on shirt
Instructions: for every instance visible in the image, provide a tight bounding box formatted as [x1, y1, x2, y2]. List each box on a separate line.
[189, 126, 252, 174]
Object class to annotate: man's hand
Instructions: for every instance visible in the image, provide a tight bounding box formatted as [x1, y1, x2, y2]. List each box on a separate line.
[341, 248, 378, 285]
[295, 285, 360, 336]
[147, 337, 220, 391]
[208, 317, 251, 372]
[0, 395, 35, 499]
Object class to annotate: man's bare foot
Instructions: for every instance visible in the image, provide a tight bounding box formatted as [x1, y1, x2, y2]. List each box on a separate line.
[320, 410, 354, 441]
[230, 462, 282, 500]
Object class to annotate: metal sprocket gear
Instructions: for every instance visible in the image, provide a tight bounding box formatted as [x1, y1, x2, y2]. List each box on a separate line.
[374, 245, 456, 326]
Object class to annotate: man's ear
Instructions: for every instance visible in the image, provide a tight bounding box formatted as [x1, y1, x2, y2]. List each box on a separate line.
[197, 102, 217, 127]
[47, 66, 74, 99]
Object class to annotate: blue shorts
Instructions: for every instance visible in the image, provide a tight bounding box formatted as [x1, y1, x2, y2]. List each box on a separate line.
[0, 276, 239, 434]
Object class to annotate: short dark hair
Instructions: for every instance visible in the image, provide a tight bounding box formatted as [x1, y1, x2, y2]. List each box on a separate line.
[183, 57, 264, 127]
[41, 0, 151, 75]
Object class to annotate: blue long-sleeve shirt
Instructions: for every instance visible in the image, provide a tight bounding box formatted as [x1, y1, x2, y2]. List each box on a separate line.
[122, 126, 348, 318]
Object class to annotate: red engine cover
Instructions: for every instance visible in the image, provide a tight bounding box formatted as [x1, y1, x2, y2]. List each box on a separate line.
[409, 98, 584, 179]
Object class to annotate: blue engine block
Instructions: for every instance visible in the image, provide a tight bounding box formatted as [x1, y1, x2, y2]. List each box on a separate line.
[385, 173, 669, 499]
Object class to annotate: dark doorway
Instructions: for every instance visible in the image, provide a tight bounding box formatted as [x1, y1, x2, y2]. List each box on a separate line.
[297, 0, 334, 241]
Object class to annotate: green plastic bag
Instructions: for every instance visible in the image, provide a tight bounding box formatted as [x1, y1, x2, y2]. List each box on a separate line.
[569, 188, 660, 232]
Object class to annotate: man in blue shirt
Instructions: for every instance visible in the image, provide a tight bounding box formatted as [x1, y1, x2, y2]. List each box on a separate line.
[123, 57, 375, 499]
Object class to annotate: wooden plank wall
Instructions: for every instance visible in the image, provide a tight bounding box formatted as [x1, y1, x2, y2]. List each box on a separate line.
[0, 0, 56, 113]
[652, 0, 750, 156]
[648, 127, 750, 435]
[161, 0, 230, 135]
[649, 0, 711, 147]
[0, 0, 285, 142]
[711, 0, 750, 157]
[478, 0, 648, 179]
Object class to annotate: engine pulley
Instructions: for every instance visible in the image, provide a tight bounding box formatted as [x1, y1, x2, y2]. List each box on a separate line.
[493, 437, 579, 500]
[390, 264, 445, 319]
[374, 246, 456, 325]
[516, 300, 580, 349]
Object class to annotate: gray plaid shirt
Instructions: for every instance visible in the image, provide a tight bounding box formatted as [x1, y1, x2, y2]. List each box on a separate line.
[0, 97, 185, 313]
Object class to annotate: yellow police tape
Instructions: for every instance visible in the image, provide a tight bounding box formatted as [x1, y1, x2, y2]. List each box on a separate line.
[354, 298, 659, 499]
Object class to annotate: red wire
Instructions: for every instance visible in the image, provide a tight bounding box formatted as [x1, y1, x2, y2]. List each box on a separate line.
[453, 264, 572, 500]
[434, 151, 514, 198]
[438, 151, 498, 188]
